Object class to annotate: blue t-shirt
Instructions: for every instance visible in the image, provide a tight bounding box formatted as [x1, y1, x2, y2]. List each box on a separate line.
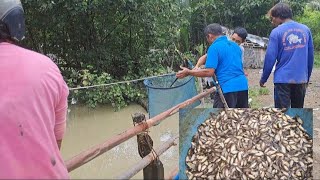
[261, 21, 314, 84]
[205, 36, 248, 93]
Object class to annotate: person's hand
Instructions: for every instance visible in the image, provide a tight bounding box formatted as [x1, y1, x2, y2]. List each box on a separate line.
[245, 72, 248, 77]
[260, 82, 266, 87]
[176, 66, 190, 79]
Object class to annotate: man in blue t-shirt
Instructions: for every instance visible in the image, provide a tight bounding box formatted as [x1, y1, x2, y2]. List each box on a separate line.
[260, 3, 314, 108]
[194, 27, 249, 94]
[194, 27, 249, 75]
[176, 23, 249, 108]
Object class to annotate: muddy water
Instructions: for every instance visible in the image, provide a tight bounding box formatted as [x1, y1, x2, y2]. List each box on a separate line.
[61, 104, 179, 179]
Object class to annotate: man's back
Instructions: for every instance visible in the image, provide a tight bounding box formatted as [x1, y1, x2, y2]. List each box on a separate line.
[206, 36, 248, 93]
[267, 21, 313, 83]
[0, 42, 69, 179]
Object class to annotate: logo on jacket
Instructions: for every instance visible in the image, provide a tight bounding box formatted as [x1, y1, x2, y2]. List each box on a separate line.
[287, 34, 302, 44]
[282, 29, 306, 50]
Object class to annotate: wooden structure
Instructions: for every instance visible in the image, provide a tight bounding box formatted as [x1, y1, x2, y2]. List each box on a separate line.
[242, 34, 268, 69]
[64, 87, 215, 179]
[224, 26, 269, 69]
[133, 113, 164, 180]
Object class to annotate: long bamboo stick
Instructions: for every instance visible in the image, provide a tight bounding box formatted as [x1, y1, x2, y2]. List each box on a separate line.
[212, 74, 229, 108]
[65, 87, 215, 172]
[116, 135, 179, 179]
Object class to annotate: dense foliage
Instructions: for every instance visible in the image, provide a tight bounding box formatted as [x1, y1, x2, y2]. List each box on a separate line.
[22, 0, 187, 109]
[296, 6, 320, 51]
[20, 0, 313, 109]
[188, 0, 307, 47]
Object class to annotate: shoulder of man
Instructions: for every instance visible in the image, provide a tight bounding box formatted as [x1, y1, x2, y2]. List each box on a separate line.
[19, 46, 60, 69]
[11, 45, 69, 102]
[225, 40, 242, 55]
[269, 27, 281, 39]
[16, 46, 67, 91]
[230, 40, 242, 50]
[297, 22, 312, 33]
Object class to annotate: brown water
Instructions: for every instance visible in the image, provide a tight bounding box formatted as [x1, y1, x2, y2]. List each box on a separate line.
[61, 104, 179, 179]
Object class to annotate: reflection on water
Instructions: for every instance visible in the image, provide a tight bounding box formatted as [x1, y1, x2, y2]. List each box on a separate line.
[61, 104, 179, 179]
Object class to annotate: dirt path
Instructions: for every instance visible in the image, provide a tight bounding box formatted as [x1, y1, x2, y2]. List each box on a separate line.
[246, 68, 320, 108]
[246, 68, 320, 178]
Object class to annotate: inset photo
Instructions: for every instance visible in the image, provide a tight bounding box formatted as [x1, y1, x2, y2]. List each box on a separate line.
[179, 108, 313, 180]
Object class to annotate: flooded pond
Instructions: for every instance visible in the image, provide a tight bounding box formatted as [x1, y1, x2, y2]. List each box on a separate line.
[61, 103, 179, 179]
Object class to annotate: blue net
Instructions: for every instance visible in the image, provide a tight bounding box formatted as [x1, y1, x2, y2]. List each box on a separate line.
[143, 73, 200, 124]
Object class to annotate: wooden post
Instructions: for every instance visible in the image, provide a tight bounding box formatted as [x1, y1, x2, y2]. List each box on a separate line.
[132, 113, 164, 180]
[117, 135, 178, 179]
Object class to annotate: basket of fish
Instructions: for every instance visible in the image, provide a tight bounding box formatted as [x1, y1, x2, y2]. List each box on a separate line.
[179, 108, 313, 180]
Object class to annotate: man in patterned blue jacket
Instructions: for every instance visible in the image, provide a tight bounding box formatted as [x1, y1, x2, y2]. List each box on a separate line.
[260, 3, 314, 108]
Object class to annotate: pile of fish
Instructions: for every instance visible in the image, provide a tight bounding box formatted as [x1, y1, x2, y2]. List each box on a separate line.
[185, 108, 313, 180]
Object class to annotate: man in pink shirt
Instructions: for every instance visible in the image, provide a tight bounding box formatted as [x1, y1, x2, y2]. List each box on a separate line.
[0, 0, 69, 179]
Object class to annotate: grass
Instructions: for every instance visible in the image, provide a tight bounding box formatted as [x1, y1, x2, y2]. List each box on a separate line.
[250, 99, 261, 108]
[315, 51, 320, 68]
[249, 88, 260, 108]
[249, 87, 270, 108]
[258, 87, 270, 95]
[249, 87, 270, 97]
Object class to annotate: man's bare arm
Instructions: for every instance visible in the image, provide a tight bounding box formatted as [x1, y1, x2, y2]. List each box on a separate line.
[176, 67, 214, 79]
[194, 54, 207, 69]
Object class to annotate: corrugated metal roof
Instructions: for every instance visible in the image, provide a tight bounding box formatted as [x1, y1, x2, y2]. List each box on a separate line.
[223, 26, 269, 49]
[244, 34, 269, 48]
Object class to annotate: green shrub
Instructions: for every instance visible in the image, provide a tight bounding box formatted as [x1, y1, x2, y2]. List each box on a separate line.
[315, 51, 320, 68]
[296, 7, 320, 51]
[67, 68, 147, 110]
[258, 88, 270, 95]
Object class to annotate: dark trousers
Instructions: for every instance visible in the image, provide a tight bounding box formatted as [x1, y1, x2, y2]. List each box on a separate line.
[274, 83, 307, 108]
[213, 90, 249, 108]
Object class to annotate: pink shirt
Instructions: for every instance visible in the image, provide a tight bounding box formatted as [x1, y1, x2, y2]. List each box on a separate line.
[0, 42, 69, 179]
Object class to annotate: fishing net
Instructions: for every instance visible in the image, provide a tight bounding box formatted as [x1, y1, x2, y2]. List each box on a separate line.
[144, 73, 200, 124]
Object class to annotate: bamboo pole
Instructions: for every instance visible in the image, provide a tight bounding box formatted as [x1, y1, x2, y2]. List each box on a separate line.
[65, 87, 215, 172]
[116, 135, 179, 179]
[212, 74, 229, 108]
[197, 77, 205, 107]
[165, 167, 179, 180]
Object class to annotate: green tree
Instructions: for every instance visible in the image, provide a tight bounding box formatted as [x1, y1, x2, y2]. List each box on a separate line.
[20, 0, 309, 109]
[21, 0, 191, 109]
[188, 0, 308, 48]
[296, 5, 320, 50]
